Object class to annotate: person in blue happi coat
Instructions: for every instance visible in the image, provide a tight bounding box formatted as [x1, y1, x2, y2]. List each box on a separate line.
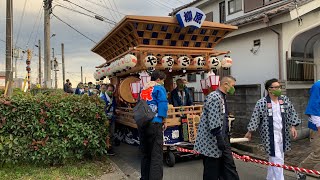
[100, 83, 117, 156]
[139, 70, 168, 180]
[298, 80, 320, 179]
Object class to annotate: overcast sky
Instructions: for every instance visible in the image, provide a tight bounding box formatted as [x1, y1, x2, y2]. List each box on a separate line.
[0, 0, 192, 88]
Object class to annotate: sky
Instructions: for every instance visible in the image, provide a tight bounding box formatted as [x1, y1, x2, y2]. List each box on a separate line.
[0, 0, 193, 88]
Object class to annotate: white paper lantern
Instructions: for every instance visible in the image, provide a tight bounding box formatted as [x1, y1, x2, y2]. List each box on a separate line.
[105, 66, 112, 76]
[144, 55, 158, 68]
[193, 56, 206, 69]
[124, 54, 138, 68]
[93, 72, 98, 80]
[221, 55, 232, 69]
[207, 56, 221, 70]
[177, 56, 190, 68]
[109, 62, 116, 74]
[161, 56, 174, 69]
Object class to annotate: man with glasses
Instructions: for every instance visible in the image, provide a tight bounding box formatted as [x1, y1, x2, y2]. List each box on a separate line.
[245, 78, 301, 180]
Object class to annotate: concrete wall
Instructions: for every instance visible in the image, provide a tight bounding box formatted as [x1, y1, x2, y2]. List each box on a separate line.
[227, 84, 261, 135]
[215, 27, 279, 87]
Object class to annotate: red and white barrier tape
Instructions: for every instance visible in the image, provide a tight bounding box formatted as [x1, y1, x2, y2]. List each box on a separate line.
[176, 147, 320, 175]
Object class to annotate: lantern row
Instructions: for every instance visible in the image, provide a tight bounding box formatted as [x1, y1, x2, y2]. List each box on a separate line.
[93, 54, 232, 81]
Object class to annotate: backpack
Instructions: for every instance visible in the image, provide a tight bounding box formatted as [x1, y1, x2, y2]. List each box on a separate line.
[133, 96, 156, 128]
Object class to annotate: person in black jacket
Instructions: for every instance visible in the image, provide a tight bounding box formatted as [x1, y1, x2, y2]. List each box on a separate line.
[63, 79, 70, 93]
[170, 79, 193, 107]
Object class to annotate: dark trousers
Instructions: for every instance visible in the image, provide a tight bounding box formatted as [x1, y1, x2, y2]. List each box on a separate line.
[203, 137, 239, 180]
[139, 123, 163, 180]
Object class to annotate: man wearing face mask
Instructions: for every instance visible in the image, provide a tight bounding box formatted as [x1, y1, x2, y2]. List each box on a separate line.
[245, 78, 301, 180]
[194, 75, 239, 180]
[170, 79, 193, 107]
[100, 84, 117, 156]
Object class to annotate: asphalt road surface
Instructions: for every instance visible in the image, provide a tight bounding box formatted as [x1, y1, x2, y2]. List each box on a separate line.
[110, 143, 316, 180]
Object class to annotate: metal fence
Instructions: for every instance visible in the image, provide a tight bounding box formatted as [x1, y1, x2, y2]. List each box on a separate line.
[287, 59, 314, 81]
[193, 90, 205, 102]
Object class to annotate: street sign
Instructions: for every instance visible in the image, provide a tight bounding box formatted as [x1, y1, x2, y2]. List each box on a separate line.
[176, 7, 206, 28]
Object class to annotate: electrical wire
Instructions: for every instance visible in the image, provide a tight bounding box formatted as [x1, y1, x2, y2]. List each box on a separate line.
[15, 0, 29, 48]
[111, 0, 122, 20]
[153, 0, 173, 10]
[26, 4, 43, 47]
[63, 0, 117, 24]
[53, 4, 116, 25]
[100, 0, 116, 22]
[52, 13, 97, 44]
[84, 0, 125, 16]
[32, 3, 44, 52]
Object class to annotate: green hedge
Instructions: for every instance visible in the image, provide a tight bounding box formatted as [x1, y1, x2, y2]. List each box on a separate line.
[0, 92, 108, 165]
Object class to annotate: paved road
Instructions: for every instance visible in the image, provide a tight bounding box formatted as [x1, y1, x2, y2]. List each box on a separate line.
[110, 143, 315, 180]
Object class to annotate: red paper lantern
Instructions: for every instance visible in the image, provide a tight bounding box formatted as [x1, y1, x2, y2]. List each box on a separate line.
[130, 81, 141, 100]
[139, 71, 151, 88]
[208, 74, 220, 91]
[200, 79, 209, 94]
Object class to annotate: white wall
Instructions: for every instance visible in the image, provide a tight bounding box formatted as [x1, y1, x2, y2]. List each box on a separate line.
[282, 9, 320, 81]
[215, 28, 279, 86]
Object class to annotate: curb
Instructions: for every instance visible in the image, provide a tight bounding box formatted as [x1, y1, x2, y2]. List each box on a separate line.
[99, 158, 128, 180]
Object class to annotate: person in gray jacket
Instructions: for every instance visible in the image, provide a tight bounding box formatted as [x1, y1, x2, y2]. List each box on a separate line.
[194, 75, 239, 180]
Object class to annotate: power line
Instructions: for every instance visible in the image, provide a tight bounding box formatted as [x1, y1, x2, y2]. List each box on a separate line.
[15, 0, 29, 48]
[52, 13, 97, 44]
[84, 0, 126, 16]
[32, 2, 44, 52]
[53, 4, 116, 25]
[26, 4, 43, 47]
[103, 0, 117, 22]
[111, 0, 122, 20]
[63, 0, 117, 24]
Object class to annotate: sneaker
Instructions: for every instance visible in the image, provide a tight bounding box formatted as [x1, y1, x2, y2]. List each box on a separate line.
[107, 149, 116, 156]
[296, 172, 307, 180]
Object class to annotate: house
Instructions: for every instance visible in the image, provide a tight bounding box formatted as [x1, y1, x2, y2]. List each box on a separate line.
[171, 0, 320, 135]
[0, 71, 5, 89]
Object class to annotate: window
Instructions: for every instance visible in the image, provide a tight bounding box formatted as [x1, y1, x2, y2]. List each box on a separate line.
[228, 0, 242, 14]
[219, 2, 226, 23]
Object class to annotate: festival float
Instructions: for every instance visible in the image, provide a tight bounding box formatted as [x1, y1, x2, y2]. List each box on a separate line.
[92, 7, 238, 167]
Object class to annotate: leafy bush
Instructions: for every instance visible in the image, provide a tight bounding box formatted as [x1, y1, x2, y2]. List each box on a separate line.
[0, 92, 108, 165]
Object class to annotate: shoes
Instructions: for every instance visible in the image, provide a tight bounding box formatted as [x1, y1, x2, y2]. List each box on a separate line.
[107, 149, 116, 156]
[296, 172, 307, 180]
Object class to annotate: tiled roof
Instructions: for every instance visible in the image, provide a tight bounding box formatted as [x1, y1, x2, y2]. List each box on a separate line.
[226, 0, 315, 26]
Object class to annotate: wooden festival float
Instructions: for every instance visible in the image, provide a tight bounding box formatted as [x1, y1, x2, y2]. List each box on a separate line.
[92, 9, 238, 166]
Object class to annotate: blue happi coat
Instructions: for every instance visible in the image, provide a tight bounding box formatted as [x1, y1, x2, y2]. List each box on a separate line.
[140, 81, 168, 123]
[305, 81, 320, 130]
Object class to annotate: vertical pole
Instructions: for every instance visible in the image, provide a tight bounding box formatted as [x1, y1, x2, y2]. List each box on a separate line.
[85, 77, 86, 84]
[26, 49, 31, 90]
[61, 43, 65, 87]
[81, 66, 83, 83]
[5, 0, 13, 96]
[51, 47, 54, 87]
[44, 0, 52, 88]
[38, 39, 41, 85]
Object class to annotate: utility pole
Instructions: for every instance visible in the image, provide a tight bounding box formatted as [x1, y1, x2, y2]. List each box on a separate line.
[5, 0, 13, 96]
[81, 66, 83, 83]
[54, 57, 58, 89]
[85, 77, 86, 84]
[44, 0, 52, 88]
[61, 43, 65, 87]
[38, 39, 41, 85]
[51, 47, 54, 87]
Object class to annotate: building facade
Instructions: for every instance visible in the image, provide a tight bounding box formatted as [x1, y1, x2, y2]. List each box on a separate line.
[171, 0, 320, 135]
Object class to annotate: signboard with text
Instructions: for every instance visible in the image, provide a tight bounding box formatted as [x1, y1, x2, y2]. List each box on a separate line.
[176, 7, 206, 28]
